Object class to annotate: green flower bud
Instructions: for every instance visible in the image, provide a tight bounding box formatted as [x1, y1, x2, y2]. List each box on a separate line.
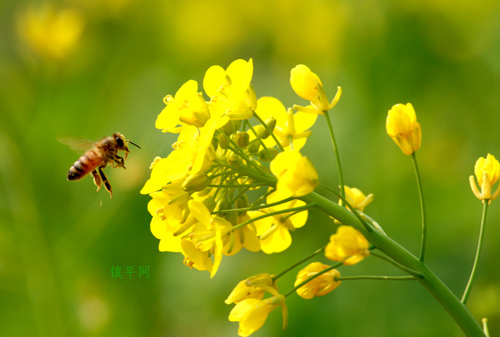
[218, 133, 230, 150]
[258, 147, 279, 162]
[182, 172, 209, 192]
[235, 131, 250, 148]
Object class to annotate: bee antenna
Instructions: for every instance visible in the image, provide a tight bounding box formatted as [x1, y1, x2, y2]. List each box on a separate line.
[127, 140, 141, 149]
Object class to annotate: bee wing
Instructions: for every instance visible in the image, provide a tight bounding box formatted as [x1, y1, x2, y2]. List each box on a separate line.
[58, 136, 96, 153]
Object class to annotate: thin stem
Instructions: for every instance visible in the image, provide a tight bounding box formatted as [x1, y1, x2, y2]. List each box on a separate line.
[371, 251, 424, 278]
[336, 275, 416, 281]
[253, 111, 285, 152]
[245, 119, 272, 159]
[323, 111, 345, 199]
[227, 142, 265, 176]
[461, 201, 489, 304]
[482, 318, 490, 337]
[208, 183, 265, 188]
[232, 203, 317, 231]
[411, 152, 427, 262]
[273, 245, 326, 281]
[212, 196, 296, 215]
[317, 184, 373, 233]
[215, 161, 276, 186]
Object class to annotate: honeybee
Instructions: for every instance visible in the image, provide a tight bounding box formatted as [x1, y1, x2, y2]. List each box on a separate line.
[64, 132, 140, 198]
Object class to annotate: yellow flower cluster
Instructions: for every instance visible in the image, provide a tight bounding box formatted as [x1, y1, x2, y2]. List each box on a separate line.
[142, 57, 497, 337]
[142, 59, 324, 279]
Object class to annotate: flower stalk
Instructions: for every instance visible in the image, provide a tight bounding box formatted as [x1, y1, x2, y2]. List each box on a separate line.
[461, 201, 489, 304]
[301, 191, 485, 337]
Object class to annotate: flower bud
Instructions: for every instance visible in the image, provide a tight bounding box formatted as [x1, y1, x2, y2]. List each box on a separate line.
[254, 116, 276, 140]
[228, 153, 241, 167]
[295, 262, 341, 299]
[182, 172, 209, 192]
[247, 140, 261, 154]
[218, 133, 230, 150]
[235, 131, 250, 148]
[258, 147, 279, 162]
[236, 194, 249, 209]
[386, 103, 421, 156]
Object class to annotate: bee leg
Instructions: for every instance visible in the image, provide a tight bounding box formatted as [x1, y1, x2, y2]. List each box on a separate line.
[91, 169, 102, 192]
[98, 166, 113, 198]
[114, 155, 126, 169]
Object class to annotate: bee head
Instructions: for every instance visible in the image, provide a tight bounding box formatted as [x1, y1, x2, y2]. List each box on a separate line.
[113, 132, 141, 150]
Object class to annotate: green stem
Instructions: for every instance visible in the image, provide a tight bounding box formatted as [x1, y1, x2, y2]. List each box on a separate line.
[317, 184, 373, 233]
[253, 111, 285, 152]
[208, 183, 265, 188]
[461, 201, 489, 304]
[336, 275, 415, 281]
[323, 111, 345, 199]
[215, 161, 276, 186]
[411, 152, 427, 262]
[245, 119, 272, 159]
[212, 197, 295, 215]
[273, 245, 326, 281]
[371, 251, 423, 278]
[300, 191, 485, 337]
[232, 203, 317, 231]
[228, 142, 265, 176]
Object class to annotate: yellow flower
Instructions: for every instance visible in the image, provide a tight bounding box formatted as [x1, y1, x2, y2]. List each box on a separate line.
[340, 186, 373, 212]
[141, 126, 214, 194]
[225, 273, 276, 305]
[248, 192, 308, 254]
[185, 200, 232, 278]
[470, 154, 500, 202]
[155, 80, 210, 133]
[386, 103, 421, 156]
[325, 225, 370, 266]
[227, 214, 261, 254]
[229, 295, 286, 337]
[290, 64, 342, 114]
[17, 4, 84, 60]
[254, 97, 317, 150]
[270, 150, 318, 199]
[294, 262, 341, 299]
[203, 58, 256, 120]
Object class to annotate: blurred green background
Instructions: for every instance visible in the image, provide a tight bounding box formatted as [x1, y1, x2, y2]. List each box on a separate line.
[1, 0, 500, 336]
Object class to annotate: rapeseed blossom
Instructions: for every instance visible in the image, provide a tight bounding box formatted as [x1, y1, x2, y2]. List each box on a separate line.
[290, 64, 342, 114]
[340, 186, 373, 212]
[386, 103, 421, 156]
[143, 59, 314, 279]
[470, 154, 500, 203]
[294, 262, 341, 299]
[229, 295, 287, 336]
[325, 225, 370, 265]
[270, 150, 319, 199]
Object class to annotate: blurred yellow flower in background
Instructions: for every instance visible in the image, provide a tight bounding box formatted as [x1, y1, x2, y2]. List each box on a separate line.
[17, 4, 84, 61]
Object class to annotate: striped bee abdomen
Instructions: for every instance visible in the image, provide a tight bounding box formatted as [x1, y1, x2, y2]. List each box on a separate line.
[67, 149, 103, 181]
